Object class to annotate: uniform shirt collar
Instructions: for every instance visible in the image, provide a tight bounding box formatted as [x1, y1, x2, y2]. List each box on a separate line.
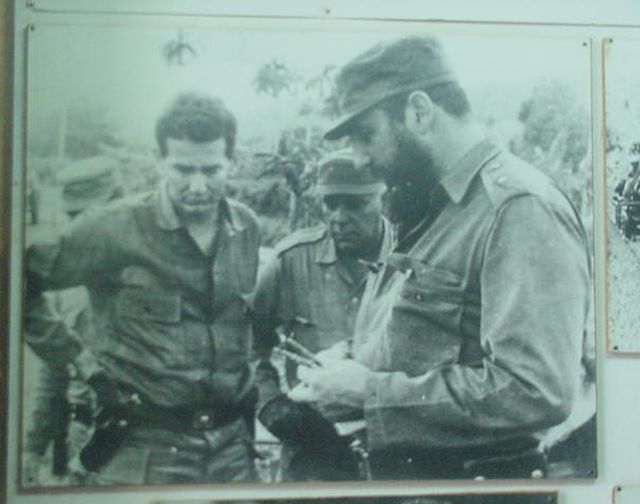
[439, 138, 501, 204]
[316, 227, 337, 264]
[155, 181, 246, 233]
[377, 218, 396, 262]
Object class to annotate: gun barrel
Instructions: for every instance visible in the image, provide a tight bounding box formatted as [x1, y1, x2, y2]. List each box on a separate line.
[276, 348, 320, 368]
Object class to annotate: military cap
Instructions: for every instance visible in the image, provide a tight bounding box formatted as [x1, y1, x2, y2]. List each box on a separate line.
[57, 156, 121, 213]
[324, 36, 457, 141]
[315, 148, 384, 196]
[629, 142, 640, 164]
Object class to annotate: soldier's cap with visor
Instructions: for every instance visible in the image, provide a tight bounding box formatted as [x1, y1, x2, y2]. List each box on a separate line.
[324, 35, 458, 141]
[57, 156, 122, 213]
[315, 148, 385, 197]
[629, 142, 640, 165]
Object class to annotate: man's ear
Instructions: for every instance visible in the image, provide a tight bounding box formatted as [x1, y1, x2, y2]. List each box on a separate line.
[154, 148, 166, 174]
[404, 91, 435, 135]
[226, 157, 237, 177]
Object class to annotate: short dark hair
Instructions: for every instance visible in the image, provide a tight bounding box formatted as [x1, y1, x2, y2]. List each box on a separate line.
[155, 92, 237, 159]
[378, 82, 471, 122]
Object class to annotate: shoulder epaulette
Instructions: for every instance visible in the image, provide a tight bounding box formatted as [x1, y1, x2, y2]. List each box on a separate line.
[274, 225, 328, 257]
[479, 152, 556, 209]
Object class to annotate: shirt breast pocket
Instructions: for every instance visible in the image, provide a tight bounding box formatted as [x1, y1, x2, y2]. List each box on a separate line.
[387, 263, 465, 375]
[114, 289, 185, 367]
[117, 289, 181, 323]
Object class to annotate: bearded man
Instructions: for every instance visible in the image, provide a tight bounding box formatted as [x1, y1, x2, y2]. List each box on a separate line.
[289, 36, 596, 480]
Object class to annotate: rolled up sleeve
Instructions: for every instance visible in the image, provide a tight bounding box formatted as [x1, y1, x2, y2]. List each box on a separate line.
[251, 256, 282, 359]
[364, 195, 591, 450]
[251, 257, 284, 405]
[25, 213, 111, 368]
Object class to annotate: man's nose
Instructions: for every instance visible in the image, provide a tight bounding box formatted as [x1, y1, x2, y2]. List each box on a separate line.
[188, 173, 208, 193]
[347, 139, 371, 161]
[330, 205, 350, 223]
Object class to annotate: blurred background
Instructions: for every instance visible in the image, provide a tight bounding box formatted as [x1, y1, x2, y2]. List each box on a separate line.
[24, 25, 592, 246]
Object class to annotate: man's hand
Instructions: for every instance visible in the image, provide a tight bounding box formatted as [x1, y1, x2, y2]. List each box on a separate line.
[315, 340, 351, 361]
[289, 358, 372, 408]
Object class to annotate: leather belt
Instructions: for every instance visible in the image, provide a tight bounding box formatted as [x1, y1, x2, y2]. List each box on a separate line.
[127, 403, 245, 432]
[368, 438, 545, 480]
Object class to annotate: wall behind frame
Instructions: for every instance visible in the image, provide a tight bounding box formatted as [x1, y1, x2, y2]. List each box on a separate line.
[6, 1, 640, 504]
[1, 0, 14, 499]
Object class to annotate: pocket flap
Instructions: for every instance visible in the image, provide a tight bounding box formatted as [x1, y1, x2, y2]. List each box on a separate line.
[117, 289, 181, 323]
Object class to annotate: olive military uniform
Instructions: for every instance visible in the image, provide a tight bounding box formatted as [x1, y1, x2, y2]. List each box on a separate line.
[27, 184, 261, 484]
[253, 222, 394, 481]
[352, 140, 595, 479]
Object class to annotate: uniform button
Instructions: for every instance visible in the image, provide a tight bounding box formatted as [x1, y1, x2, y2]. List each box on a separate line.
[170, 446, 178, 455]
[117, 419, 129, 429]
[199, 414, 210, 423]
[67, 364, 78, 378]
[415, 293, 424, 301]
[531, 469, 544, 479]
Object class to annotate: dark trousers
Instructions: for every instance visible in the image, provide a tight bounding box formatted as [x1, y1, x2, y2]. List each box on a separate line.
[90, 418, 257, 485]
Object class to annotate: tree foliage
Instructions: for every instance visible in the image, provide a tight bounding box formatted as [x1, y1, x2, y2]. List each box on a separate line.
[509, 81, 591, 222]
[245, 61, 344, 242]
[253, 60, 299, 98]
[162, 31, 197, 66]
[28, 104, 122, 161]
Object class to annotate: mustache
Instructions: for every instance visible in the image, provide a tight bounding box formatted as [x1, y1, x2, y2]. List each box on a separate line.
[181, 191, 217, 201]
[383, 137, 435, 235]
[386, 182, 431, 229]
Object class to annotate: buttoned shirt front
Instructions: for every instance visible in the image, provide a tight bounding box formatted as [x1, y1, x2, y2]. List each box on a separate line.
[27, 185, 261, 409]
[353, 139, 594, 452]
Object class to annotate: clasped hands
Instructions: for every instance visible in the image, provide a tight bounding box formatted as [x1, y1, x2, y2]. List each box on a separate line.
[288, 341, 373, 408]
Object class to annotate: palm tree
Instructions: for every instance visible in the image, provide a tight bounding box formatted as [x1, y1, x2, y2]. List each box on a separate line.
[253, 60, 298, 98]
[162, 31, 197, 66]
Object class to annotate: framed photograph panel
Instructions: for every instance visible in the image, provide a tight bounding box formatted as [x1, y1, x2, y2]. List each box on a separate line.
[154, 493, 559, 504]
[7, 14, 596, 503]
[603, 37, 640, 353]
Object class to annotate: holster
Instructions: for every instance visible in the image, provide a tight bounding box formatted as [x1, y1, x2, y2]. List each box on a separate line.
[257, 393, 342, 446]
[78, 407, 129, 472]
[80, 388, 259, 472]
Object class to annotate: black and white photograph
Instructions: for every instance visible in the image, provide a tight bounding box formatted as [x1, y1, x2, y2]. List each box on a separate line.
[18, 20, 596, 491]
[154, 492, 558, 504]
[604, 38, 640, 352]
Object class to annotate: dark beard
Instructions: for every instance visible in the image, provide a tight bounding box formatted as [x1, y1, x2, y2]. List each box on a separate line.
[382, 129, 437, 239]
